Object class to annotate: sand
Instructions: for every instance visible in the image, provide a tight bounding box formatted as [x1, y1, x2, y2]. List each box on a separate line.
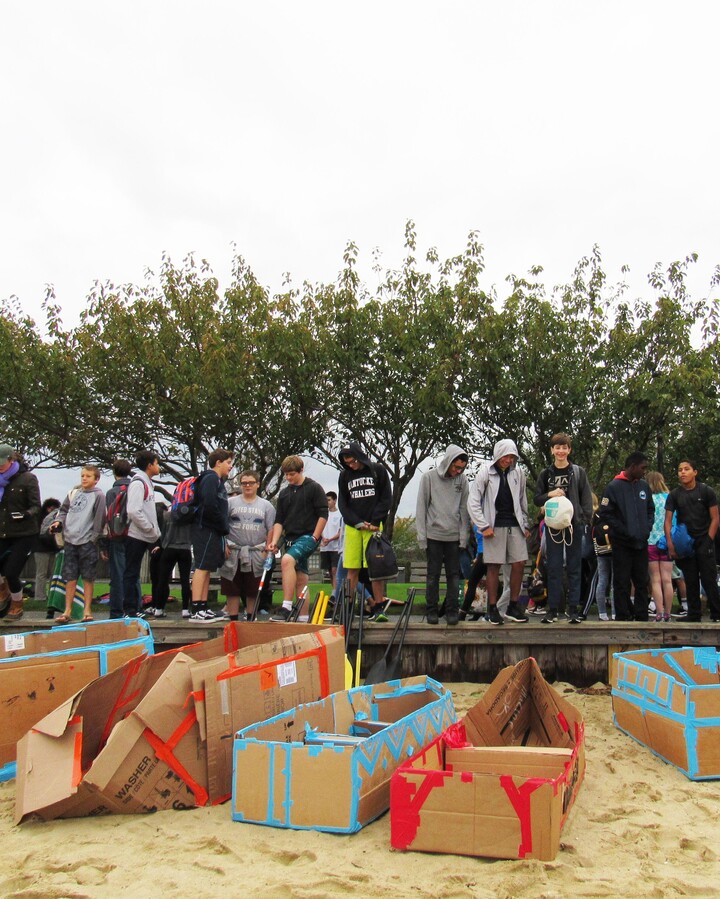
[2, 681, 720, 898]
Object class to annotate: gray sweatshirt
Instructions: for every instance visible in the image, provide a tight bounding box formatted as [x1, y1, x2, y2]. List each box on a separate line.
[58, 485, 106, 546]
[415, 444, 470, 548]
[219, 495, 276, 578]
[127, 472, 161, 543]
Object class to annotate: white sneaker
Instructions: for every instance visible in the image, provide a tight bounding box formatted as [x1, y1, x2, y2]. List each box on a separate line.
[599, 613, 609, 621]
[189, 608, 218, 621]
[181, 609, 191, 619]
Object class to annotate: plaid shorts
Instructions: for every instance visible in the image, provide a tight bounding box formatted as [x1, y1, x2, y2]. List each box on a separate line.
[62, 541, 99, 582]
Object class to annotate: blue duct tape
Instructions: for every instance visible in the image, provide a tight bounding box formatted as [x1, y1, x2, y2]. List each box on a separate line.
[692, 647, 719, 675]
[663, 653, 697, 686]
[0, 761, 16, 783]
[686, 720, 699, 777]
[280, 744, 293, 825]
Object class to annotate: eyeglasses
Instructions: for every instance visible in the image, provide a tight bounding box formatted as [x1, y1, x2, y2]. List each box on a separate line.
[240, 481, 257, 486]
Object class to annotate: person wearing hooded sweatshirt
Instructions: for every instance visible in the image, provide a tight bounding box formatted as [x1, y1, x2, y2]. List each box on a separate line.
[467, 439, 530, 625]
[337, 441, 393, 612]
[416, 444, 470, 625]
[0, 444, 41, 621]
[597, 451, 654, 622]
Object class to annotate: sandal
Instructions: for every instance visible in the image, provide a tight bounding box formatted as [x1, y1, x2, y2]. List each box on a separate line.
[81, 616, 94, 622]
[54, 614, 72, 625]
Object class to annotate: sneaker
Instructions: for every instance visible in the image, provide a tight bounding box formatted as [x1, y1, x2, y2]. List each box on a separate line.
[568, 608, 583, 624]
[368, 611, 388, 622]
[671, 609, 688, 619]
[189, 608, 218, 621]
[598, 612, 610, 621]
[541, 609, 558, 624]
[271, 607, 292, 622]
[144, 606, 156, 617]
[426, 610, 439, 625]
[531, 605, 548, 616]
[487, 605, 504, 626]
[256, 609, 271, 620]
[504, 603, 529, 623]
[181, 609, 191, 619]
[153, 609, 166, 619]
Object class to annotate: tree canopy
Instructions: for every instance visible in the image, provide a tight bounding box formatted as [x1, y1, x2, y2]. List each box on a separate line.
[4, 227, 719, 531]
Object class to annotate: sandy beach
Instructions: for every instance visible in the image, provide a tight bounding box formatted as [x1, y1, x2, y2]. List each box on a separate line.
[2, 680, 720, 898]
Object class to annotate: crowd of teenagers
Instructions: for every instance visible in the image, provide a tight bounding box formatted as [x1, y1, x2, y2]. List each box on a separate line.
[0, 434, 717, 627]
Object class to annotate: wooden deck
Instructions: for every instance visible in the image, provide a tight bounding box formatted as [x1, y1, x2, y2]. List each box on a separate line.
[5, 614, 720, 686]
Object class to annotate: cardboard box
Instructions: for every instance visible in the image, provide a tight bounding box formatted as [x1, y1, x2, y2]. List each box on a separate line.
[390, 658, 585, 861]
[0, 619, 154, 782]
[611, 646, 720, 780]
[232, 675, 456, 833]
[15, 623, 344, 821]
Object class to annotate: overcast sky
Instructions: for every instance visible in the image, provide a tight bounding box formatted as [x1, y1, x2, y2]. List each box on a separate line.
[3, 2, 719, 507]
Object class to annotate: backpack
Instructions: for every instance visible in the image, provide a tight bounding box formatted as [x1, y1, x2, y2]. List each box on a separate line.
[365, 532, 399, 582]
[171, 476, 199, 523]
[106, 478, 149, 539]
[544, 495, 574, 530]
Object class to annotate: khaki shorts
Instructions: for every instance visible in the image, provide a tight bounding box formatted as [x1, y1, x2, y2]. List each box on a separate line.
[482, 526, 528, 565]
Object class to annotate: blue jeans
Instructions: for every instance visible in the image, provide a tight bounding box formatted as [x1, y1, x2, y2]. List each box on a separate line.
[108, 540, 140, 618]
[595, 555, 612, 616]
[545, 527, 583, 611]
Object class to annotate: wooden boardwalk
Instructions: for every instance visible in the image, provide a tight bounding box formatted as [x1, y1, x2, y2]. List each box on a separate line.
[5, 614, 720, 686]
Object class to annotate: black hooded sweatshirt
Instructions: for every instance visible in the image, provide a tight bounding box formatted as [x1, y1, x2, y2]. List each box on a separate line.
[337, 442, 393, 529]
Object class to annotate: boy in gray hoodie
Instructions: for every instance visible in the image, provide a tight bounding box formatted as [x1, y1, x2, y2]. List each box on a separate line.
[51, 465, 106, 622]
[467, 439, 530, 625]
[416, 444, 470, 625]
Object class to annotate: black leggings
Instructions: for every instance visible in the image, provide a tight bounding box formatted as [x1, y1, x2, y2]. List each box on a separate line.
[0, 535, 36, 593]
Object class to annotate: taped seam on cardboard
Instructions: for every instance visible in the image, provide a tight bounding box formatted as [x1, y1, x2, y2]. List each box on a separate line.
[99, 655, 148, 748]
[218, 645, 330, 699]
[0, 762, 16, 783]
[143, 724, 209, 805]
[664, 653, 698, 686]
[392, 764, 448, 849]
[499, 775, 546, 858]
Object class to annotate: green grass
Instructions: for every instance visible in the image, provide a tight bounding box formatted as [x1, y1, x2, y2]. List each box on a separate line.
[25, 581, 420, 615]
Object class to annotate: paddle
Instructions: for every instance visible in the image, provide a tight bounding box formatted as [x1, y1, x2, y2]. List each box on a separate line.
[289, 585, 309, 622]
[364, 588, 416, 685]
[354, 591, 363, 687]
[341, 580, 355, 689]
[308, 590, 323, 625]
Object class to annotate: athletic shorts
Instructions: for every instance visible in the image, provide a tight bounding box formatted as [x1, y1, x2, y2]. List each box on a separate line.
[320, 550, 339, 573]
[62, 541, 99, 582]
[192, 526, 226, 572]
[284, 534, 319, 575]
[221, 568, 261, 600]
[648, 543, 671, 563]
[482, 526, 528, 565]
[343, 525, 382, 570]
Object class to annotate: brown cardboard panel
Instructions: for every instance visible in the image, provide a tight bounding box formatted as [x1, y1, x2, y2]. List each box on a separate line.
[391, 659, 584, 860]
[695, 729, 720, 777]
[0, 657, 100, 768]
[16, 625, 344, 821]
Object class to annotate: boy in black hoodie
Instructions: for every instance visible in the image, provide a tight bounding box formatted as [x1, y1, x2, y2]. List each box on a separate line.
[598, 452, 654, 621]
[337, 442, 393, 612]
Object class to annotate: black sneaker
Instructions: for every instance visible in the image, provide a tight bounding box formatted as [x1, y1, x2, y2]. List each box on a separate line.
[671, 609, 688, 619]
[487, 605, 504, 626]
[568, 607, 583, 624]
[541, 609, 558, 624]
[504, 602, 529, 623]
[271, 606, 292, 622]
[445, 611, 459, 626]
[426, 609, 439, 625]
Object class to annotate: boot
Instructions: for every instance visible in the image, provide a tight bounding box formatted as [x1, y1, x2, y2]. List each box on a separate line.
[6, 600, 24, 621]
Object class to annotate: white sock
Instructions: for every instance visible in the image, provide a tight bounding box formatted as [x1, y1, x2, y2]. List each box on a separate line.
[282, 601, 293, 611]
[10, 591, 23, 604]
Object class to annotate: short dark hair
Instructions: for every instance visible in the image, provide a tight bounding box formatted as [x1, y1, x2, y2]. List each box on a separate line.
[209, 448, 234, 468]
[240, 469, 260, 483]
[41, 498, 61, 516]
[112, 458, 133, 478]
[550, 433, 572, 448]
[136, 449, 159, 472]
[678, 458, 698, 472]
[624, 451, 648, 469]
[326, 491, 337, 501]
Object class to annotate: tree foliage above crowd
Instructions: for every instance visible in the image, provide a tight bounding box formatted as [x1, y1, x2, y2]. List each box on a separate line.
[3, 226, 719, 530]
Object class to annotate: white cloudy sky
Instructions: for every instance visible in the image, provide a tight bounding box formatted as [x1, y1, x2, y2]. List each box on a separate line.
[3, 2, 719, 507]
